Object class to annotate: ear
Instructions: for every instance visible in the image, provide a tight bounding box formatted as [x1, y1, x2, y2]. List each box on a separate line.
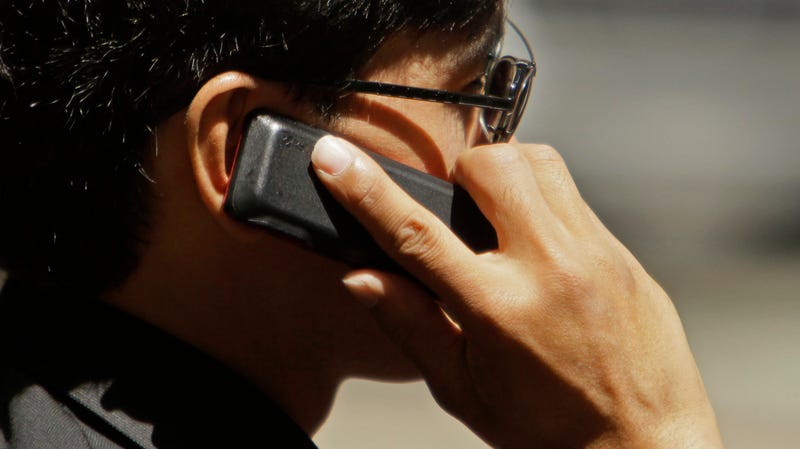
[185, 71, 309, 239]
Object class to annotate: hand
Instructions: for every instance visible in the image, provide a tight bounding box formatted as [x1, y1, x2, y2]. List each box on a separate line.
[311, 136, 724, 449]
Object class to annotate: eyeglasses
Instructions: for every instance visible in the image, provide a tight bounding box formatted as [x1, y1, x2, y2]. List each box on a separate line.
[327, 20, 536, 144]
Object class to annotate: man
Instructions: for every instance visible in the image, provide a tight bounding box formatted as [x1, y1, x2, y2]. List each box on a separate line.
[0, 1, 723, 448]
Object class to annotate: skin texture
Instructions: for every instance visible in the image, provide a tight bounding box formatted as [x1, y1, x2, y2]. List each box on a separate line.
[313, 137, 724, 448]
[107, 28, 724, 447]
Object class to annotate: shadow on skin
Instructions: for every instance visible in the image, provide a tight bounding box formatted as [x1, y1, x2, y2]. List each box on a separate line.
[337, 96, 451, 180]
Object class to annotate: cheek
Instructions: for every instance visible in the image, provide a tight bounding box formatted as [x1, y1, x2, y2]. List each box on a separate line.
[418, 105, 474, 177]
[339, 105, 473, 180]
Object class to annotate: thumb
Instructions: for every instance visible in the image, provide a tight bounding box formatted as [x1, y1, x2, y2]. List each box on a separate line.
[342, 270, 482, 417]
[342, 270, 461, 368]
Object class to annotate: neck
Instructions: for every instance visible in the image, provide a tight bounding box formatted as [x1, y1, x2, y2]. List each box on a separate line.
[106, 230, 354, 434]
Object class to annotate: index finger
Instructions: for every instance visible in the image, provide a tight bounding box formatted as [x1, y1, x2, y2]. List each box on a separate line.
[310, 136, 483, 310]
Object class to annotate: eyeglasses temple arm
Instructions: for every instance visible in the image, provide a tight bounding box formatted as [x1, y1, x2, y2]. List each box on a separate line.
[505, 18, 535, 61]
[330, 80, 514, 111]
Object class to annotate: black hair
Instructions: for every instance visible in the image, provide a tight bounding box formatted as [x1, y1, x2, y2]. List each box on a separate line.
[0, 0, 502, 295]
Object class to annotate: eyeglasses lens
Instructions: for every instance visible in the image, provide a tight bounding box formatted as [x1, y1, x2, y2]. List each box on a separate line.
[483, 59, 516, 141]
[511, 75, 532, 134]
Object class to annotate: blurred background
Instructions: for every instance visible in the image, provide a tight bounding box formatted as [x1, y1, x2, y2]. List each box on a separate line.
[315, 1, 800, 448]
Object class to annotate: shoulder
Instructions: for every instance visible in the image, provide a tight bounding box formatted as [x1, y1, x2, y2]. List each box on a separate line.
[0, 368, 96, 449]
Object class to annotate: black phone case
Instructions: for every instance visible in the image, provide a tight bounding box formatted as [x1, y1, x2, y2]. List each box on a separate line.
[224, 112, 497, 270]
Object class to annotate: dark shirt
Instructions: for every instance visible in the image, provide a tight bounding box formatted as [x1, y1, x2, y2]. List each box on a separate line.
[0, 279, 317, 449]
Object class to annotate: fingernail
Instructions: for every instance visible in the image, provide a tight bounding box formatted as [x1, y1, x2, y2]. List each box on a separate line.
[342, 273, 384, 308]
[312, 136, 355, 176]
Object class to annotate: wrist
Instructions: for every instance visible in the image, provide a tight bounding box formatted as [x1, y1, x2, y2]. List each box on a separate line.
[647, 411, 724, 449]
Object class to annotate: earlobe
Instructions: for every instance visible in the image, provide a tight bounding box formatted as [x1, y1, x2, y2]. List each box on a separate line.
[184, 71, 309, 238]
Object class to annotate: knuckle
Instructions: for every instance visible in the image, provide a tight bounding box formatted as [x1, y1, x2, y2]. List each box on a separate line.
[542, 159, 573, 187]
[486, 144, 524, 171]
[530, 144, 564, 164]
[348, 170, 387, 211]
[393, 213, 443, 262]
[455, 145, 517, 185]
[456, 146, 481, 167]
[500, 184, 534, 218]
[463, 144, 523, 175]
[527, 145, 572, 187]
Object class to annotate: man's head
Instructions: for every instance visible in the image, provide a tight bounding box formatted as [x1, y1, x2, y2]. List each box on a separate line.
[0, 0, 504, 295]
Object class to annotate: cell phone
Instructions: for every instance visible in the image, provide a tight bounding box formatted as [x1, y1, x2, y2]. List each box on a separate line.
[224, 111, 497, 270]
